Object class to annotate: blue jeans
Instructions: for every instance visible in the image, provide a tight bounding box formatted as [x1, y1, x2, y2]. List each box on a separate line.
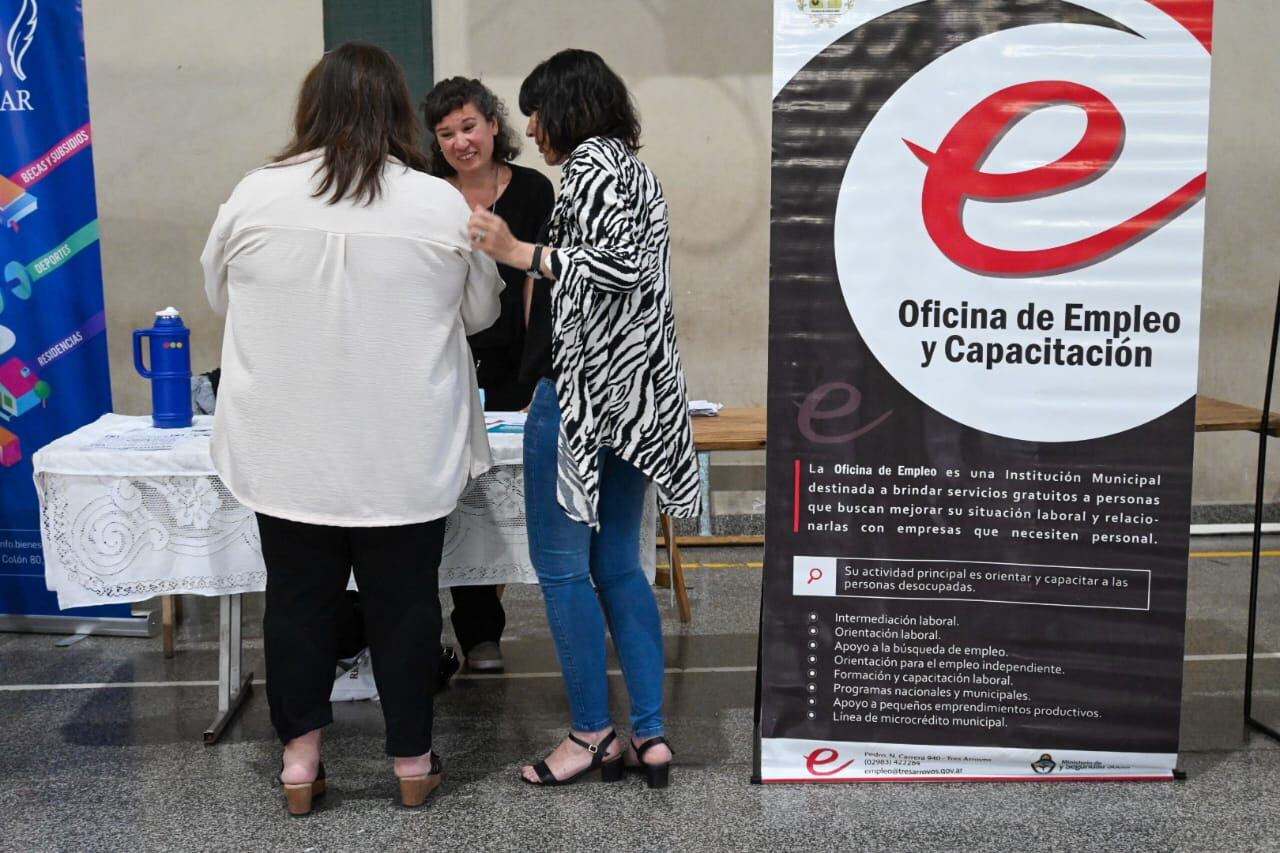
[524, 378, 666, 738]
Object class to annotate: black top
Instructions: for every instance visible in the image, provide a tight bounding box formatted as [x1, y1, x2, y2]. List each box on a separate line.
[467, 163, 554, 410]
[519, 218, 555, 389]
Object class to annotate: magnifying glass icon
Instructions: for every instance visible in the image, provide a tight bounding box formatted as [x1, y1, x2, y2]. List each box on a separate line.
[807, 567, 823, 585]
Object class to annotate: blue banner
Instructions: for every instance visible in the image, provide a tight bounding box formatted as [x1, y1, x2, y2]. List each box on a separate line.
[0, 0, 118, 618]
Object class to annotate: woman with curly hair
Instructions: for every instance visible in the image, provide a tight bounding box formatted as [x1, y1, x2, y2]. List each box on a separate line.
[421, 76, 555, 675]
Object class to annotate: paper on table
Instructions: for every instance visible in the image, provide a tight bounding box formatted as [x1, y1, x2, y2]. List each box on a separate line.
[689, 400, 723, 417]
[485, 411, 527, 433]
[86, 424, 213, 451]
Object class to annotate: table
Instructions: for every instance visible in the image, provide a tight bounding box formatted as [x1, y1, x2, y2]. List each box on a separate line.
[660, 396, 1280, 622]
[657, 410, 769, 622]
[33, 413, 656, 742]
[1195, 395, 1280, 436]
[691, 407, 768, 450]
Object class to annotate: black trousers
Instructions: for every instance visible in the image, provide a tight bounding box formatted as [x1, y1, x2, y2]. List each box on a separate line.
[257, 512, 445, 757]
[449, 584, 506, 654]
[333, 583, 504, 658]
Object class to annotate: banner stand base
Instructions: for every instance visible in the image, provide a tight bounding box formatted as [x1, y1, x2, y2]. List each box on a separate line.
[0, 609, 159, 638]
[1247, 717, 1280, 744]
[1244, 279, 1280, 749]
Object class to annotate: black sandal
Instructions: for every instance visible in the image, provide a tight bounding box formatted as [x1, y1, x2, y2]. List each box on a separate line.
[627, 736, 673, 789]
[523, 730, 624, 786]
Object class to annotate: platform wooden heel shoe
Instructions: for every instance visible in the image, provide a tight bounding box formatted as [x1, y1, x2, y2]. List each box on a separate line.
[280, 762, 326, 816]
[523, 730, 624, 786]
[629, 736, 673, 789]
[398, 752, 444, 807]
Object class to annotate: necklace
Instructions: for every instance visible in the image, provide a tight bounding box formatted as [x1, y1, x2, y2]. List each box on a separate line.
[487, 162, 502, 212]
[455, 163, 502, 212]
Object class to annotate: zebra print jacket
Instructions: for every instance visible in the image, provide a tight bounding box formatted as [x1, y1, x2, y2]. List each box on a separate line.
[544, 136, 701, 527]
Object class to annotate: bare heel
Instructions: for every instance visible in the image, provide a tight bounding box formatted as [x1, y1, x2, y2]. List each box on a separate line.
[629, 736, 673, 789]
[398, 753, 443, 807]
[280, 763, 326, 816]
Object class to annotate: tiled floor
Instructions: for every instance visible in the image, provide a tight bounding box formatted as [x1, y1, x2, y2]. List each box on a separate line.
[2, 538, 1279, 851]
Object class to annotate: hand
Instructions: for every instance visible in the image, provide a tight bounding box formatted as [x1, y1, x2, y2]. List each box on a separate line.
[468, 207, 518, 264]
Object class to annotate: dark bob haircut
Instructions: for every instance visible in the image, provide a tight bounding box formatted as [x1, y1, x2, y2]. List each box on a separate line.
[275, 42, 429, 205]
[517, 49, 641, 157]
[420, 77, 522, 178]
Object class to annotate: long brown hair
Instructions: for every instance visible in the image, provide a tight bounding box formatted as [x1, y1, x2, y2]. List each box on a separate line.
[275, 42, 431, 205]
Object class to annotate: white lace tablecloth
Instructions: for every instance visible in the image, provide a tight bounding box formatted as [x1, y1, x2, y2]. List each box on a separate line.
[33, 414, 655, 609]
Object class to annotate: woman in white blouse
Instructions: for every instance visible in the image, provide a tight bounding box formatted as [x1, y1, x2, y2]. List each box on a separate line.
[201, 43, 501, 815]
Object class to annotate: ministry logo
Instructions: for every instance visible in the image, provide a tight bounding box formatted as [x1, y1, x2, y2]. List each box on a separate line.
[1, 0, 36, 82]
[796, 0, 854, 27]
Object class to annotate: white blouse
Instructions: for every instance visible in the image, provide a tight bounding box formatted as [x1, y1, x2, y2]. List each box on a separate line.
[201, 151, 503, 527]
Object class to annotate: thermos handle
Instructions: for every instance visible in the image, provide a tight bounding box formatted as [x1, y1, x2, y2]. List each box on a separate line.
[133, 330, 154, 379]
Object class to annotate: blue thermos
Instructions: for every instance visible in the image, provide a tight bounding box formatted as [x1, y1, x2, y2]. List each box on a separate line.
[133, 307, 193, 429]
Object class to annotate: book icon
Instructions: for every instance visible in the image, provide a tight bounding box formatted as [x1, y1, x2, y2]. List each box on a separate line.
[0, 175, 37, 231]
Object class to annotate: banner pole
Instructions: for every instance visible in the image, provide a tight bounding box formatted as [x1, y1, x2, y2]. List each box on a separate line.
[1245, 278, 1280, 735]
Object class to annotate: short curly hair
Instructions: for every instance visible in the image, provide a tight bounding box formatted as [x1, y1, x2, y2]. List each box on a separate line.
[420, 77, 522, 177]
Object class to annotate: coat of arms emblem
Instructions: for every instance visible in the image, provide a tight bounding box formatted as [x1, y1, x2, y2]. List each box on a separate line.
[797, 0, 855, 26]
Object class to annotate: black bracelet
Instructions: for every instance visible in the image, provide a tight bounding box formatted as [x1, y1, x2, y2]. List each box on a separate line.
[528, 243, 545, 280]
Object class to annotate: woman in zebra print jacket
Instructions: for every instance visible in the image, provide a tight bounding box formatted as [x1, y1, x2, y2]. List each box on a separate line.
[469, 49, 700, 789]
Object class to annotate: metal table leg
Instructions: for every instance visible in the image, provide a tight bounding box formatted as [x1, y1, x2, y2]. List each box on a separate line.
[698, 451, 712, 536]
[204, 593, 253, 745]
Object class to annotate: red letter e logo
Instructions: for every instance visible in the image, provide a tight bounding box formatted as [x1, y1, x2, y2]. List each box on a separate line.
[805, 748, 854, 777]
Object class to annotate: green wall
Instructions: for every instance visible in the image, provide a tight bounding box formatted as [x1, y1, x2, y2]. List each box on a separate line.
[322, 0, 433, 105]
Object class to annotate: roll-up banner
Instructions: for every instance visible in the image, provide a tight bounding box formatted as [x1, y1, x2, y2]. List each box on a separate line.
[759, 0, 1212, 782]
[0, 0, 117, 620]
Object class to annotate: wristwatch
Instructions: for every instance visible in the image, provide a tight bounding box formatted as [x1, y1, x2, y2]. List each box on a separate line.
[528, 242, 545, 280]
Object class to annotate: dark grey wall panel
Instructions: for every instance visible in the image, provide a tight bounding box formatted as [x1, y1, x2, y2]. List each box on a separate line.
[323, 0, 433, 105]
